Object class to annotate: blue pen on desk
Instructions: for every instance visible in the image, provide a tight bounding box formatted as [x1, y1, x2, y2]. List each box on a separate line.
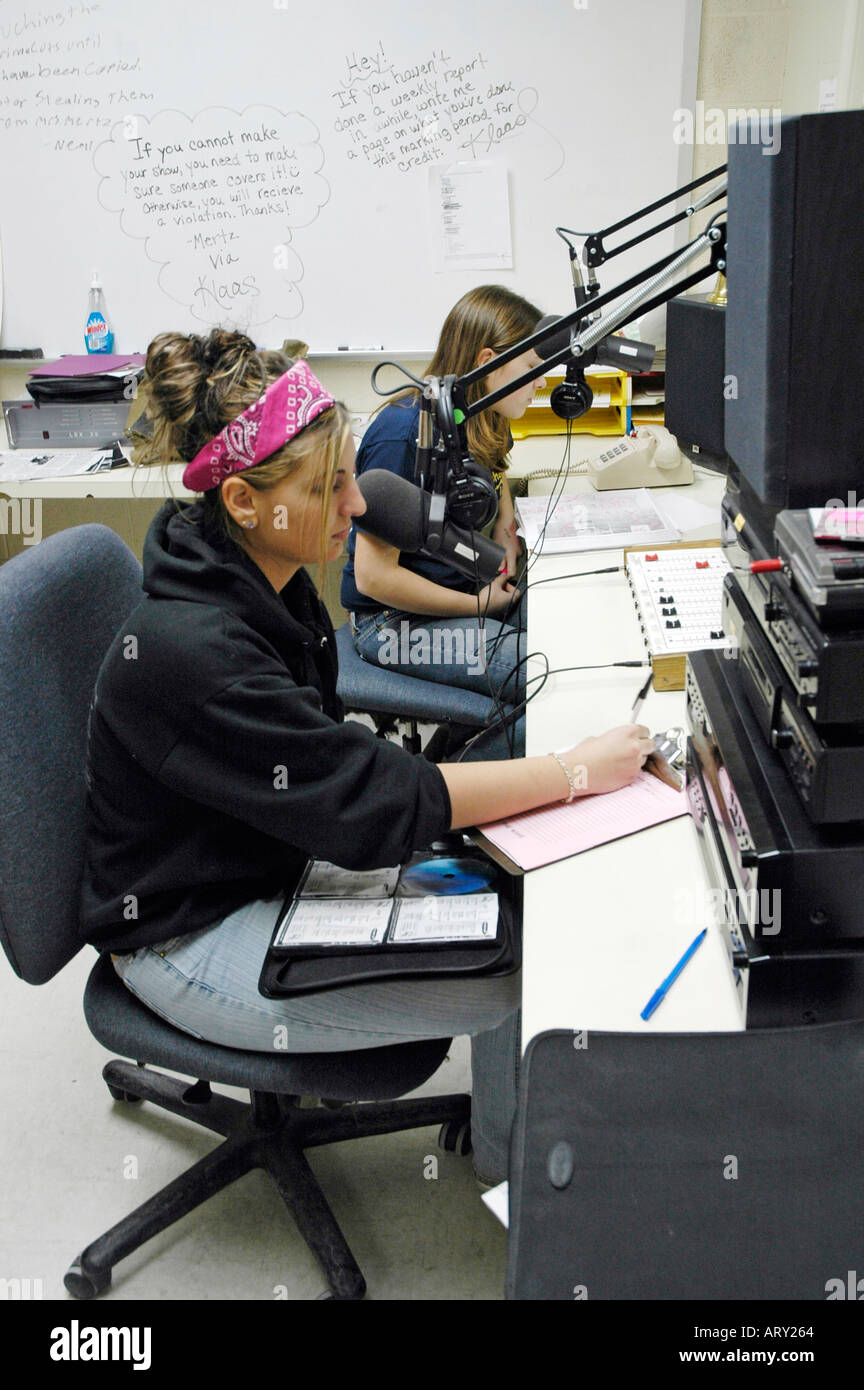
[640, 928, 707, 1021]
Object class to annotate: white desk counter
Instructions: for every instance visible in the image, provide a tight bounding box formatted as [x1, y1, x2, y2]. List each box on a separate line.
[0, 461, 191, 501]
[519, 470, 743, 1045]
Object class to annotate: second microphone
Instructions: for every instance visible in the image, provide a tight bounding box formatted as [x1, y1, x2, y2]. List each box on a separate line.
[356, 468, 506, 585]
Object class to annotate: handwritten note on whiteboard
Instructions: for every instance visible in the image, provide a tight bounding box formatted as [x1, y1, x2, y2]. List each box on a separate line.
[94, 106, 329, 328]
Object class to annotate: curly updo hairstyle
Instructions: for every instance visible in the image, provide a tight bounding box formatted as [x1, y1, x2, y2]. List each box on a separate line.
[140, 327, 351, 577]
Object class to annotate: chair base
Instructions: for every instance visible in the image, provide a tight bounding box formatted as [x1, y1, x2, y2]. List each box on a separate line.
[65, 1058, 471, 1301]
[360, 707, 480, 762]
[367, 707, 423, 755]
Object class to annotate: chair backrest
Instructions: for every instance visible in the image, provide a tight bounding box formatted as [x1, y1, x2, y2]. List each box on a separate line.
[0, 525, 143, 984]
[507, 1025, 864, 1300]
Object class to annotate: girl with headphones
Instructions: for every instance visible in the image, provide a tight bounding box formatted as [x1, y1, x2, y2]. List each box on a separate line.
[340, 286, 545, 745]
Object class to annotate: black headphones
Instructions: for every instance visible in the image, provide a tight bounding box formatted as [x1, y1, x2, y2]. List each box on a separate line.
[419, 376, 498, 536]
[550, 363, 594, 421]
[445, 455, 498, 530]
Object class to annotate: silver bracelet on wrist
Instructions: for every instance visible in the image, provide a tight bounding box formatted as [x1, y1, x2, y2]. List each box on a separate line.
[548, 751, 578, 804]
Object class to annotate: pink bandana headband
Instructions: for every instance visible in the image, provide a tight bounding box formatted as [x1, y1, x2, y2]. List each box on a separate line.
[182, 359, 336, 492]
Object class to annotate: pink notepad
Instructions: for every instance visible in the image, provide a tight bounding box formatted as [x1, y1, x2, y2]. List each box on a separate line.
[477, 770, 688, 872]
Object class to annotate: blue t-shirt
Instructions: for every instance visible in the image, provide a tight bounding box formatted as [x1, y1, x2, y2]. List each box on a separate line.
[341, 397, 502, 615]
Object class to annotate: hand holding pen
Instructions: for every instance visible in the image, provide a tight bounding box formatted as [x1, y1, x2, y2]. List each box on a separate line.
[629, 671, 683, 790]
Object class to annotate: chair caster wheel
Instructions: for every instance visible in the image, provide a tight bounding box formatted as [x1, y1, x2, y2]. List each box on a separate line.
[106, 1083, 142, 1103]
[438, 1120, 472, 1156]
[65, 1257, 111, 1300]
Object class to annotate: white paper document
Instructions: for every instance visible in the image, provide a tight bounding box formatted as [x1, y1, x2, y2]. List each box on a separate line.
[0, 449, 118, 482]
[658, 491, 722, 537]
[430, 162, 513, 271]
[481, 1181, 509, 1228]
[391, 894, 499, 943]
[515, 488, 679, 554]
[298, 861, 400, 899]
[275, 898, 393, 948]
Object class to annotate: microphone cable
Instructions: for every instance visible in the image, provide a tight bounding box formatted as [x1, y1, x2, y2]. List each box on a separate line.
[485, 417, 580, 649]
[475, 559, 629, 724]
[449, 655, 651, 762]
[471, 420, 588, 730]
[454, 561, 649, 761]
[462, 417, 624, 755]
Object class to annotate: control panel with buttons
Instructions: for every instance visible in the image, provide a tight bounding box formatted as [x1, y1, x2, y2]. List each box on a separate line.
[627, 546, 733, 660]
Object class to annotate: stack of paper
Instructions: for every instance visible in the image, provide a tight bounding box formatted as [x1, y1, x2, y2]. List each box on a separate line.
[515, 488, 679, 554]
[0, 449, 125, 482]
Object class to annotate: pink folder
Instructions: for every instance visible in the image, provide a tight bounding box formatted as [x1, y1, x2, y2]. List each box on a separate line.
[477, 770, 688, 872]
[29, 355, 145, 376]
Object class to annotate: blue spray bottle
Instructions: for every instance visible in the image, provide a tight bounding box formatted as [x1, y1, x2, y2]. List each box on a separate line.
[85, 271, 114, 354]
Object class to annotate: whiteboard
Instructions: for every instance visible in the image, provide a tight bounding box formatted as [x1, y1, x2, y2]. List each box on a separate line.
[0, 0, 700, 355]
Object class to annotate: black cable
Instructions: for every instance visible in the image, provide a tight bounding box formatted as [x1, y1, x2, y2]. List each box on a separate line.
[477, 556, 627, 700]
[453, 431, 576, 756]
[469, 418, 634, 753]
[479, 422, 577, 675]
[466, 524, 560, 749]
[556, 225, 592, 244]
[371, 361, 427, 395]
[450, 656, 650, 761]
[472, 566, 517, 758]
[520, 564, 622, 591]
[445, 514, 519, 759]
[479, 428, 621, 694]
[521, 420, 576, 575]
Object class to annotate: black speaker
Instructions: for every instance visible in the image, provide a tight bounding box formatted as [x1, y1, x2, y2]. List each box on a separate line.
[664, 295, 727, 466]
[725, 111, 864, 509]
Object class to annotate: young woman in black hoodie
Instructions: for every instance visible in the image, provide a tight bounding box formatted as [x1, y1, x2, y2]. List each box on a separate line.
[81, 328, 652, 1182]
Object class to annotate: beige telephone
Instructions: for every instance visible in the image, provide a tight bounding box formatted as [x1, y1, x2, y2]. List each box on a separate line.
[587, 426, 693, 490]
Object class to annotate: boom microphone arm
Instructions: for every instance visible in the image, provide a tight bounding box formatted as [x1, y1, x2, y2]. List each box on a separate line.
[368, 171, 728, 510]
[580, 162, 727, 268]
[458, 214, 727, 422]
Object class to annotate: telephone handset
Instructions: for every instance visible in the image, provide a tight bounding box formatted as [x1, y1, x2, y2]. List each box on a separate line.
[587, 426, 693, 490]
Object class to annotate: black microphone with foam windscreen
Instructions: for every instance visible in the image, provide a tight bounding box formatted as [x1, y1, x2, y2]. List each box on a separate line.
[356, 469, 505, 585]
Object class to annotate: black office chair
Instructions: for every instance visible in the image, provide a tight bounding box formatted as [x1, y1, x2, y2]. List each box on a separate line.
[0, 524, 470, 1300]
[506, 1027, 864, 1299]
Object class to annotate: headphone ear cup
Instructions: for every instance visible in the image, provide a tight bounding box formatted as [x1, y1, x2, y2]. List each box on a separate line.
[550, 375, 594, 421]
[446, 459, 498, 530]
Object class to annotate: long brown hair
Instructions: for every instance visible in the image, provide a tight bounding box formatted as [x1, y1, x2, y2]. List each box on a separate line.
[138, 328, 351, 580]
[423, 285, 543, 473]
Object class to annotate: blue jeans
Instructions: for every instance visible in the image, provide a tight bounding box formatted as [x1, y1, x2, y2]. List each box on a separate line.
[113, 896, 520, 1183]
[351, 598, 527, 758]
[351, 596, 527, 706]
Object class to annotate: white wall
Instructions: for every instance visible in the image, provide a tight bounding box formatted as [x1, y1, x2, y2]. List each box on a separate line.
[782, 0, 863, 112]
